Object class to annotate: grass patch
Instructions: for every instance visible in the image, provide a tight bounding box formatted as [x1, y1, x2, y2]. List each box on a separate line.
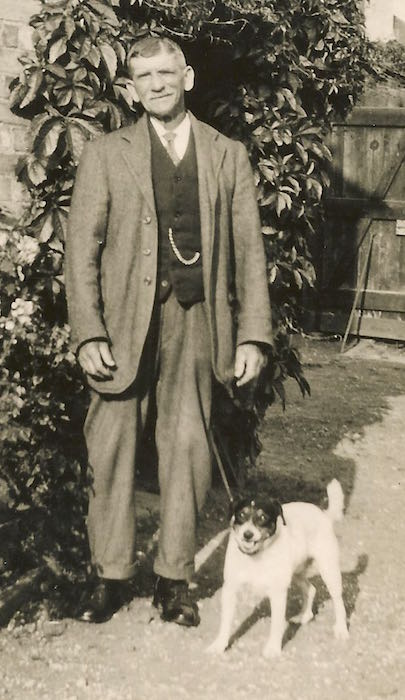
[255, 339, 405, 506]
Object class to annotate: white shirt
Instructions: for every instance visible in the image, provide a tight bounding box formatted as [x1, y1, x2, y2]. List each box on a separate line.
[150, 113, 191, 161]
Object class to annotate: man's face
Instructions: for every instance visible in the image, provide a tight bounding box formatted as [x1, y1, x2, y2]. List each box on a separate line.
[129, 50, 194, 121]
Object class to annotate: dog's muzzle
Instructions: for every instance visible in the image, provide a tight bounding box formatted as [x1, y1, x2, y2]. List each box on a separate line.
[234, 524, 275, 554]
[235, 529, 263, 554]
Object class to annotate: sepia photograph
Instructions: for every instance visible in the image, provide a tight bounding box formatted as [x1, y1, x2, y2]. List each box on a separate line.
[0, 0, 404, 698]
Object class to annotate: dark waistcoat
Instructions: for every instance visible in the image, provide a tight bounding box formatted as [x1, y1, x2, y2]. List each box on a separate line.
[149, 122, 204, 305]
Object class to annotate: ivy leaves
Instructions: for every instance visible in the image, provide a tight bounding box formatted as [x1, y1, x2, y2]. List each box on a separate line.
[219, 0, 365, 309]
[9, 1, 142, 253]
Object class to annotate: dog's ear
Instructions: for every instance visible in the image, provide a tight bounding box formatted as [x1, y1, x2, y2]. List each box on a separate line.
[266, 498, 286, 527]
[228, 495, 242, 519]
[277, 502, 286, 526]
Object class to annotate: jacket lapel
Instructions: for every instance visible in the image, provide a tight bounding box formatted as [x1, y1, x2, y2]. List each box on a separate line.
[119, 114, 155, 212]
[190, 114, 227, 297]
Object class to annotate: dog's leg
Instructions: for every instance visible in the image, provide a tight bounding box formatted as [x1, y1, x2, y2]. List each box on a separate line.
[290, 575, 316, 625]
[207, 581, 237, 654]
[316, 548, 349, 640]
[262, 588, 288, 658]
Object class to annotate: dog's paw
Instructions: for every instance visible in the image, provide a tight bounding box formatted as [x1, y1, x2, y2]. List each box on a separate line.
[333, 621, 349, 641]
[206, 638, 228, 655]
[262, 642, 282, 659]
[290, 611, 314, 625]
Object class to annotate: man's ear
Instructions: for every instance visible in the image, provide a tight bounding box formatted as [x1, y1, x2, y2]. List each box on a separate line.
[184, 65, 195, 92]
[126, 61, 140, 102]
[130, 81, 141, 103]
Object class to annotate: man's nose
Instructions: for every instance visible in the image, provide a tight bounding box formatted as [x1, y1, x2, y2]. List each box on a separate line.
[150, 74, 164, 91]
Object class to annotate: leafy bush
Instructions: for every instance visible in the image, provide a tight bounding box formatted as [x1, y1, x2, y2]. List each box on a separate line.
[0, 0, 369, 583]
[369, 40, 405, 83]
[0, 213, 88, 580]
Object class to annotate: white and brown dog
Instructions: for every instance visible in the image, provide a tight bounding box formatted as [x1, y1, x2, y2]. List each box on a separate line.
[208, 479, 349, 658]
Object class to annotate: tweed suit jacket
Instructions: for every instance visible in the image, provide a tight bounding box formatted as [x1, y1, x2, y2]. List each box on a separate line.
[65, 113, 273, 394]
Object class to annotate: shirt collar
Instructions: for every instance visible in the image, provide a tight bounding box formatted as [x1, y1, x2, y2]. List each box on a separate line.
[149, 112, 191, 141]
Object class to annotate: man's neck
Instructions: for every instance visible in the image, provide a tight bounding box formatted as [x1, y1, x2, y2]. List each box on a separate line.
[149, 109, 187, 131]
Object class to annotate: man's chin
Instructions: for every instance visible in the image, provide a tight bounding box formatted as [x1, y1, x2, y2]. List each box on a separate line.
[146, 102, 185, 124]
[148, 110, 173, 122]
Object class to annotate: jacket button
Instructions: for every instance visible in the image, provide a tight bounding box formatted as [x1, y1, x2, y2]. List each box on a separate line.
[161, 280, 169, 288]
[144, 276, 152, 285]
[143, 248, 151, 256]
[143, 216, 151, 224]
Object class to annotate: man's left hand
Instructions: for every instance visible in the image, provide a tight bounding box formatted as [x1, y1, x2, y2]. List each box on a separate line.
[234, 343, 267, 387]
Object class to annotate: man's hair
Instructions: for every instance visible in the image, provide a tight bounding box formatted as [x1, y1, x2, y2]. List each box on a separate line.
[127, 36, 186, 67]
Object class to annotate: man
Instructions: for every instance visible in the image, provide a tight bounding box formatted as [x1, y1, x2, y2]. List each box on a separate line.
[65, 36, 272, 627]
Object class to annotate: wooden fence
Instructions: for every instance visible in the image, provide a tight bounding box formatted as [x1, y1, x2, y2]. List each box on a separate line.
[320, 105, 405, 341]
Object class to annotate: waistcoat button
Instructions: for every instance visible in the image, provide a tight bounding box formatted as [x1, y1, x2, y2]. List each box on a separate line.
[143, 248, 151, 256]
[144, 276, 152, 285]
[143, 216, 151, 224]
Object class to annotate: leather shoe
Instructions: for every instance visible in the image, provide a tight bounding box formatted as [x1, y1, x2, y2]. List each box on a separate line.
[153, 576, 200, 627]
[77, 578, 122, 623]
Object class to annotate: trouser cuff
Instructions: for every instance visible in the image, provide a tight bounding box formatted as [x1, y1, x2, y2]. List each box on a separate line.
[153, 560, 195, 583]
[93, 561, 138, 580]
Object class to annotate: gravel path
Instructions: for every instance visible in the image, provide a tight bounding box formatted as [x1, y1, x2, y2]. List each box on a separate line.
[1, 395, 404, 700]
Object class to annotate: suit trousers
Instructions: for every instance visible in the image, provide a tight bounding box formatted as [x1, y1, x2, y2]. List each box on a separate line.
[83, 293, 212, 581]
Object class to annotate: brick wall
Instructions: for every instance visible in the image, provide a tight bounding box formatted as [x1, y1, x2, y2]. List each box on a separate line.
[0, 0, 39, 218]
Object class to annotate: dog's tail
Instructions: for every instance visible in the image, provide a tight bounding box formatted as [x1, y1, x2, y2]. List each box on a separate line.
[325, 479, 345, 522]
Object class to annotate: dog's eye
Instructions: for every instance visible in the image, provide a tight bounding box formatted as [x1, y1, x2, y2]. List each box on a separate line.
[235, 508, 249, 524]
[254, 511, 275, 529]
[255, 510, 270, 524]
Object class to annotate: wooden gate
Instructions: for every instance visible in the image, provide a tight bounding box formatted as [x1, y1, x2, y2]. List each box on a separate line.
[320, 105, 405, 341]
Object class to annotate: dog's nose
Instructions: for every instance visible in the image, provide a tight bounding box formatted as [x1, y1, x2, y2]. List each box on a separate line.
[243, 530, 254, 541]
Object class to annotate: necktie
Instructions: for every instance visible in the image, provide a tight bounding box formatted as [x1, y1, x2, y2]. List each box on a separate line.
[163, 131, 180, 166]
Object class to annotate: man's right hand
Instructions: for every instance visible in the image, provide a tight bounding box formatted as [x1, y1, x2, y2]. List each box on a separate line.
[78, 341, 117, 381]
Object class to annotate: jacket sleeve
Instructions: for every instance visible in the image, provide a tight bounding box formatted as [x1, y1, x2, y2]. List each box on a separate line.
[64, 139, 110, 354]
[231, 141, 273, 347]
